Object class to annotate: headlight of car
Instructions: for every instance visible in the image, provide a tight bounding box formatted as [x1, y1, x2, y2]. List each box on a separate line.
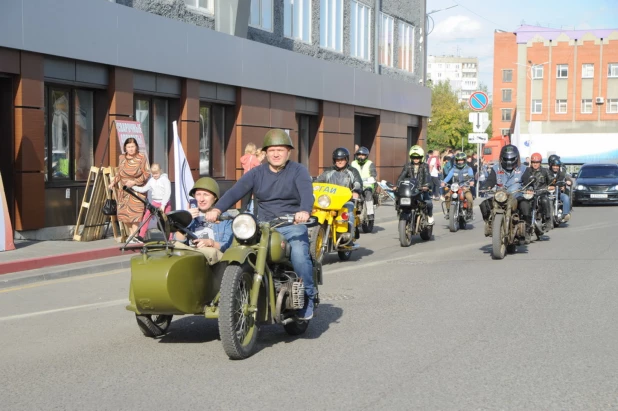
[450, 183, 460, 192]
[523, 192, 534, 200]
[400, 198, 412, 205]
[317, 194, 331, 208]
[232, 214, 257, 240]
[494, 191, 508, 203]
[576, 184, 587, 191]
[613, 185, 618, 191]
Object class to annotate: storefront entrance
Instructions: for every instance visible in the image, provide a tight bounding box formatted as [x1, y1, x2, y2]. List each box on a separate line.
[0, 76, 14, 228]
[354, 115, 377, 156]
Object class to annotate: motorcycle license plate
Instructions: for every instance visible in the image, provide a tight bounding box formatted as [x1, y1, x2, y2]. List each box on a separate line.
[400, 198, 412, 205]
[590, 194, 608, 199]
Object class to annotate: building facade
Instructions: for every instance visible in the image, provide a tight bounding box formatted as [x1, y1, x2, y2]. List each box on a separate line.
[0, 0, 430, 239]
[427, 55, 479, 102]
[493, 25, 618, 160]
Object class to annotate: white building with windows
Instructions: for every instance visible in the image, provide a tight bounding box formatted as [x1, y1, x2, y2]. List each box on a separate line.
[426, 56, 479, 103]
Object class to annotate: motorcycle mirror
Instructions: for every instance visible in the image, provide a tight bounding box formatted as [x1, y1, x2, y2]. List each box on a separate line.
[167, 210, 193, 230]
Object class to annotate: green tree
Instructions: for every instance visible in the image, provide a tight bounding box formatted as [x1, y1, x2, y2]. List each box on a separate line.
[427, 80, 475, 153]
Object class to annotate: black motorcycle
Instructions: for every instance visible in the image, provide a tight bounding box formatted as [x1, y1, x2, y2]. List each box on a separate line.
[548, 180, 568, 227]
[396, 178, 433, 247]
[529, 188, 552, 241]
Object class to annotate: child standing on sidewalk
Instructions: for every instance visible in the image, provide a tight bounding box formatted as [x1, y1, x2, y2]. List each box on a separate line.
[132, 163, 172, 240]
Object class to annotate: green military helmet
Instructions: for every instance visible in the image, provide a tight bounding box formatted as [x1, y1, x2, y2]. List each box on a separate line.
[189, 177, 220, 199]
[262, 128, 294, 150]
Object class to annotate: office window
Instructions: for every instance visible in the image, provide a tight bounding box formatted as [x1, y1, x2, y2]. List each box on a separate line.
[532, 99, 542, 114]
[607, 99, 618, 114]
[608, 63, 618, 78]
[502, 89, 512, 102]
[582, 64, 594, 78]
[199, 105, 210, 176]
[501, 108, 512, 122]
[250, 0, 273, 31]
[350, 0, 371, 60]
[556, 99, 567, 114]
[134, 96, 170, 171]
[557, 64, 568, 78]
[284, 0, 311, 42]
[532, 65, 544, 79]
[184, 0, 213, 14]
[398, 21, 414, 72]
[320, 0, 343, 52]
[502, 69, 513, 82]
[581, 99, 593, 114]
[378, 13, 394, 67]
[44, 86, 94, 182]
[500, 129, 510, 136]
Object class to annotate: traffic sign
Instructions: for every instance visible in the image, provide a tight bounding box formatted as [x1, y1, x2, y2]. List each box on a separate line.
[469, 91, 489, 111]
[468, 133, 488, 143]
[468, 112, 490, 133]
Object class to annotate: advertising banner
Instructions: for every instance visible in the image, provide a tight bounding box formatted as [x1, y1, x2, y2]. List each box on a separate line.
[114, 120, 147, 154]
[0, 171, 15, 251]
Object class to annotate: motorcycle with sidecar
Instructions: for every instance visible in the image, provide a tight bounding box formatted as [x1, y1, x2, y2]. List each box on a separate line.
[122, 187, 321, 360]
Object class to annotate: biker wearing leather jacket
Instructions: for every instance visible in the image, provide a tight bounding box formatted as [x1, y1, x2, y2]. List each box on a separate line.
[316, 147, 362, 238]
[479, 144, 534, 243]
[521, 152, 552, 226]
[547, 156, 572, 222]
[396, 145, 434, 225]
[442, 152, 475, 219]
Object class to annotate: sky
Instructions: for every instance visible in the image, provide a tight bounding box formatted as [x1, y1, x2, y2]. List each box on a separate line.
[426, 0, 618, 94]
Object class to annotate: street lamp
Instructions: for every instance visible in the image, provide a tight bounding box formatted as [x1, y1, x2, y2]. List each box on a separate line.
[423, 4, 458, 85]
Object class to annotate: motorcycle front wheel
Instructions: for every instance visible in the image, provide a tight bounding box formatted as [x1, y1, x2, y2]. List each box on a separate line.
[448, 204, 458, 232]
[309, 225, 326, 264]
[135, 314, 173, 338]
[219, 264, 259, 360]
[398, 215, 413, 247]
[491, 214, 506, 260]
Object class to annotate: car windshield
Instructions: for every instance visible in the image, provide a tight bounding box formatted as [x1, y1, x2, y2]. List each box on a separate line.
[578, 166, 618, 179]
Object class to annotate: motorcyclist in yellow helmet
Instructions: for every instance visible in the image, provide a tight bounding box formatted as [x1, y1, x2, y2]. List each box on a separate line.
[396, 145, 434, 225]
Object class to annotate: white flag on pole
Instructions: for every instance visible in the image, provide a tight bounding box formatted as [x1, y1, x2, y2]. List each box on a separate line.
[173, 121, 195, 211]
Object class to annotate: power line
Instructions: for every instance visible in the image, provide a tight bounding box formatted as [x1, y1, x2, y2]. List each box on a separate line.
[449, 0, 508, 31]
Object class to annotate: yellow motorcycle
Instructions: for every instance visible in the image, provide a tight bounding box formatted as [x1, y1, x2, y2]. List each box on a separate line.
[308, 182, 360, 262]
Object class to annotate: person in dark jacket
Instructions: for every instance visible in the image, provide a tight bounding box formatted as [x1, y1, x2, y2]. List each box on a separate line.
[521, 152, 552, 226]
[547, 156, 571, 222]
[396, 145, 434, 225]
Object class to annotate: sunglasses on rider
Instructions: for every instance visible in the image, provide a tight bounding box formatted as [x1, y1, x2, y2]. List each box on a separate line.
[531, 161, 541, 164]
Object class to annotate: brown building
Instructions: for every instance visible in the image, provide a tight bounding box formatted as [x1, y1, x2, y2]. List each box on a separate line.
[0, 0, 431, 239]
[493, 26, 618, 163]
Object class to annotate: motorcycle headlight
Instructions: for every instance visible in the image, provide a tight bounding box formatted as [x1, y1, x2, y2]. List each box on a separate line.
[523, 192, 534, 200]
[232, 214, 257, 240]
[450, 183, 460, 192]
[317, 194, 331, 208]
[400, 198, 412, 205]
[494, 191, 508, 203]
[576, 184, 586, 191]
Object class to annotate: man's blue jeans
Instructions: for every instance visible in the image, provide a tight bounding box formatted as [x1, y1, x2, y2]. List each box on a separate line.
[275, 224, 315, 299]
[560, 192, 571, 215]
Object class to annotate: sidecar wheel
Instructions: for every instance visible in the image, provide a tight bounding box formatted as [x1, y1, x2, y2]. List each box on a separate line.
[506, 244, 517, 254]
[338, 250, 352, 261]
[284, 319, 309, 336]
[309, 225, 326, 265]
[219, 264, 259, 360]
[135, 314, 173, 338]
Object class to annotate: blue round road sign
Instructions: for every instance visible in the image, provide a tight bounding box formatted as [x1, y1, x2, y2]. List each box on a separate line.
[469, 91, 489, 111]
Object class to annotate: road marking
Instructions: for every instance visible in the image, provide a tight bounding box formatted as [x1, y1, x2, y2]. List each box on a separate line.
[0, 299, 127, 322]
[0, 269, 127, 294]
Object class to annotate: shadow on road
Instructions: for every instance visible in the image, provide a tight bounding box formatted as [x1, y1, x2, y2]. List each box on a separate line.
[479, 242, 530, 257]
[158, 316, 220, 344]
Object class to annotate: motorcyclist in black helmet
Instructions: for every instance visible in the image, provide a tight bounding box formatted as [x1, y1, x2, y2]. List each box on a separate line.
[315, 147, 363, 239]
[479, 144, 535, 244]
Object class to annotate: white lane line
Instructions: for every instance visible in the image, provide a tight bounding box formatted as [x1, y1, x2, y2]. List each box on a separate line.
[0, 299, 127, 322]
[0, 269, 127, 294]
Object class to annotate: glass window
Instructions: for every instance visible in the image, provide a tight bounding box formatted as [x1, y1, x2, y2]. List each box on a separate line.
[211, 105, 227, 178]
[398, 21, 414, 72]
[284, 0, 311, 42]
[379, 13, 394, 67]
[532, 65, 543, 79]
[607, 99, 618, 114]
[199, 105, 210, 176]
[502, 69, 512, 82]
[152, 98, 168, 170]
[135, 98, 150, 157]
[250, 0, 273, 31]
[582, 64, 594, 78]
[581, 99, 593, 114]
[608, 63, 618, 78]
[320, 0, 343, 52]
[74, 90, 94, 181]
[184, 0, 213, 14]
[557, 64, 568, 78]
[350, 0, 371, 60]
[44, 86, 94, 182]
[501, 109, 512, 122]
[500, 129, 510, 136]
[502, 89, 512, 102]
[532, 99, 542, 114]
[556, 99, 567, 114]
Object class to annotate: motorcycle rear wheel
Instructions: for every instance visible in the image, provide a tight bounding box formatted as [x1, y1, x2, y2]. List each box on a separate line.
[491, 214, 506, 260]
[337, 250, 352, 261]
[135, 314, 173, 338]
[361, 219, 374, 233]
[398, 218, 413, 247]
[420, 224, 432, 241]
[284, 319, 309, 336]
[448, 204, 458, 232]
[219, 264, 259, 360]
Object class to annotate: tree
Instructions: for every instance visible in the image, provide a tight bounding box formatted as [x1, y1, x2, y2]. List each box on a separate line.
[427, 80, 475, 153]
